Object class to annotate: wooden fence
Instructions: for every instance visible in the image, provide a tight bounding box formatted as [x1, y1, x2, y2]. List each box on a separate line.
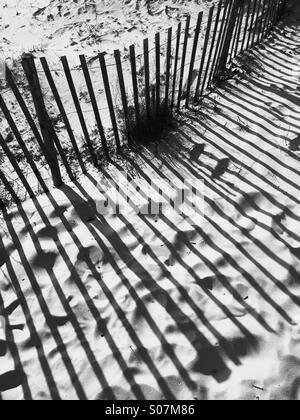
[0, 0, 288, 207]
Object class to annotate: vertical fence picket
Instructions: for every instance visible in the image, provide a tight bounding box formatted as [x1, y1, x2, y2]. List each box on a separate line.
[40, 57, 86, 173]
[234, 1, 245, 58]
[130, 45, 141, 130]
[0, 167, 19, 206]
[177, 15, 191, 112]
[263, 0, 273, 36]
[252, 0, 263, 45]
[143, 39, 151, 121]
[251, 0, 262, 47]
[99, 53, 121, 153]
[22, 55, 66, 186]
[0, 94, 49, 194]
[114, 49, 132, 144]
[201, 1, 225, 96]
[229, 1, 242, 60]
[246, 0, 259, 49]
[0, 132, 34, 198]
[5, 66, 46, 154]
[269, 0, 278, 33]
[171, 22, 182, 115]
[23, 57, 74, 184]
[241, 0, 253, 51]
[155, 33, 161, 117]
[185, 12, 203, 108]
[80, 54, 110, 159]
[207, 0, 234, 93]
[61, 56, 98, 166]
[259, 0, 270, 42]
[210, 0, 232, 87]
[257, 0, 267, 44]
[278, 0, 287, 19]
[151, 86, 156, 119]
[165, 28, 173, 113]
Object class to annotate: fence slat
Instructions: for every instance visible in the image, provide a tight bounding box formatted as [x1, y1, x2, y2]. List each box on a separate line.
[0, 94, 49, 194]
[0, 167, 19, 206]
[99, 53, 121, 153]
[265, 0, 274, 34]
[80, 55, 110, 159]
[114, 49, 132, 144]
[250, 0, 262, 47]
[40, 57, 86, 173]
[171, 22, 182, 115]
[229, 1, 242, 60]
[22, 55, 66, 186]
[259, 0, 269, 42]
[25, 58, 74, 183]
[130, 45, 141, 129]
[143, 39, 151, 121]
[195, 7, 214, 101]
[185, 12, 203, 108]
[61, 55, 98, 166]
[155, 33, 161, 116]
[209, 0, 232, 87]
[233, 1, 245, 58]
[217, 0, 240, 78]
[5, 66, 45, 153]
[268, 0, 277, 34]
[200, 2, 223, 97]
[252, 0, 263, 45]
[177, 15, 191, 112]
[241, 0, 253, 51]
[257, 0, 267, 44]
[165, 28, 173, 112]
[261, 0, 271, 39]
[0, 133, 34, 198]
[246, 0, 259, 49]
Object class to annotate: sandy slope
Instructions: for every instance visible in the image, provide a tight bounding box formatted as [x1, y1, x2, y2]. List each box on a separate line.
[2, 0, 300, 401]
[0, 0, 214, 61]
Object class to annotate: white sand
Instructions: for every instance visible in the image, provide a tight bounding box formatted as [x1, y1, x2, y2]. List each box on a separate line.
[0, 0, 215, 61]
[1, 0, 300, 401]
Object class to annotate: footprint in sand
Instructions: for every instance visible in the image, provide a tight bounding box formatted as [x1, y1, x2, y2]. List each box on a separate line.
[212, 158, 230, 180]
[69, 202, 96, 223]
[75, 246, 103, 277]
[289, 134, 300, 151]
[31, 251, 58, 271]
[37, 226, 59, 242]
[189, 144, 205, 162]
[0, 370, 27, 393]
[46, 314, 72, 328]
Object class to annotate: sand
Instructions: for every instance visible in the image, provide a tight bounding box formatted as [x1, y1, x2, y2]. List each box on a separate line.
[1, 0, 300, 401]
[0, 0, 216, 61]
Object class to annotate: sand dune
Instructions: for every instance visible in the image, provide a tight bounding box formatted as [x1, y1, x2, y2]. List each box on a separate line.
[0, 0, 215, 61]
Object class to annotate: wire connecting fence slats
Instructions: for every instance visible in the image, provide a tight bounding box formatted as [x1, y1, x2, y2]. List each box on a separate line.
[0, 0, 289, 207]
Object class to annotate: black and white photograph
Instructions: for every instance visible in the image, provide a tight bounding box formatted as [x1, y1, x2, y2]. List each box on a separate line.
[0, 0, 299, 402]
